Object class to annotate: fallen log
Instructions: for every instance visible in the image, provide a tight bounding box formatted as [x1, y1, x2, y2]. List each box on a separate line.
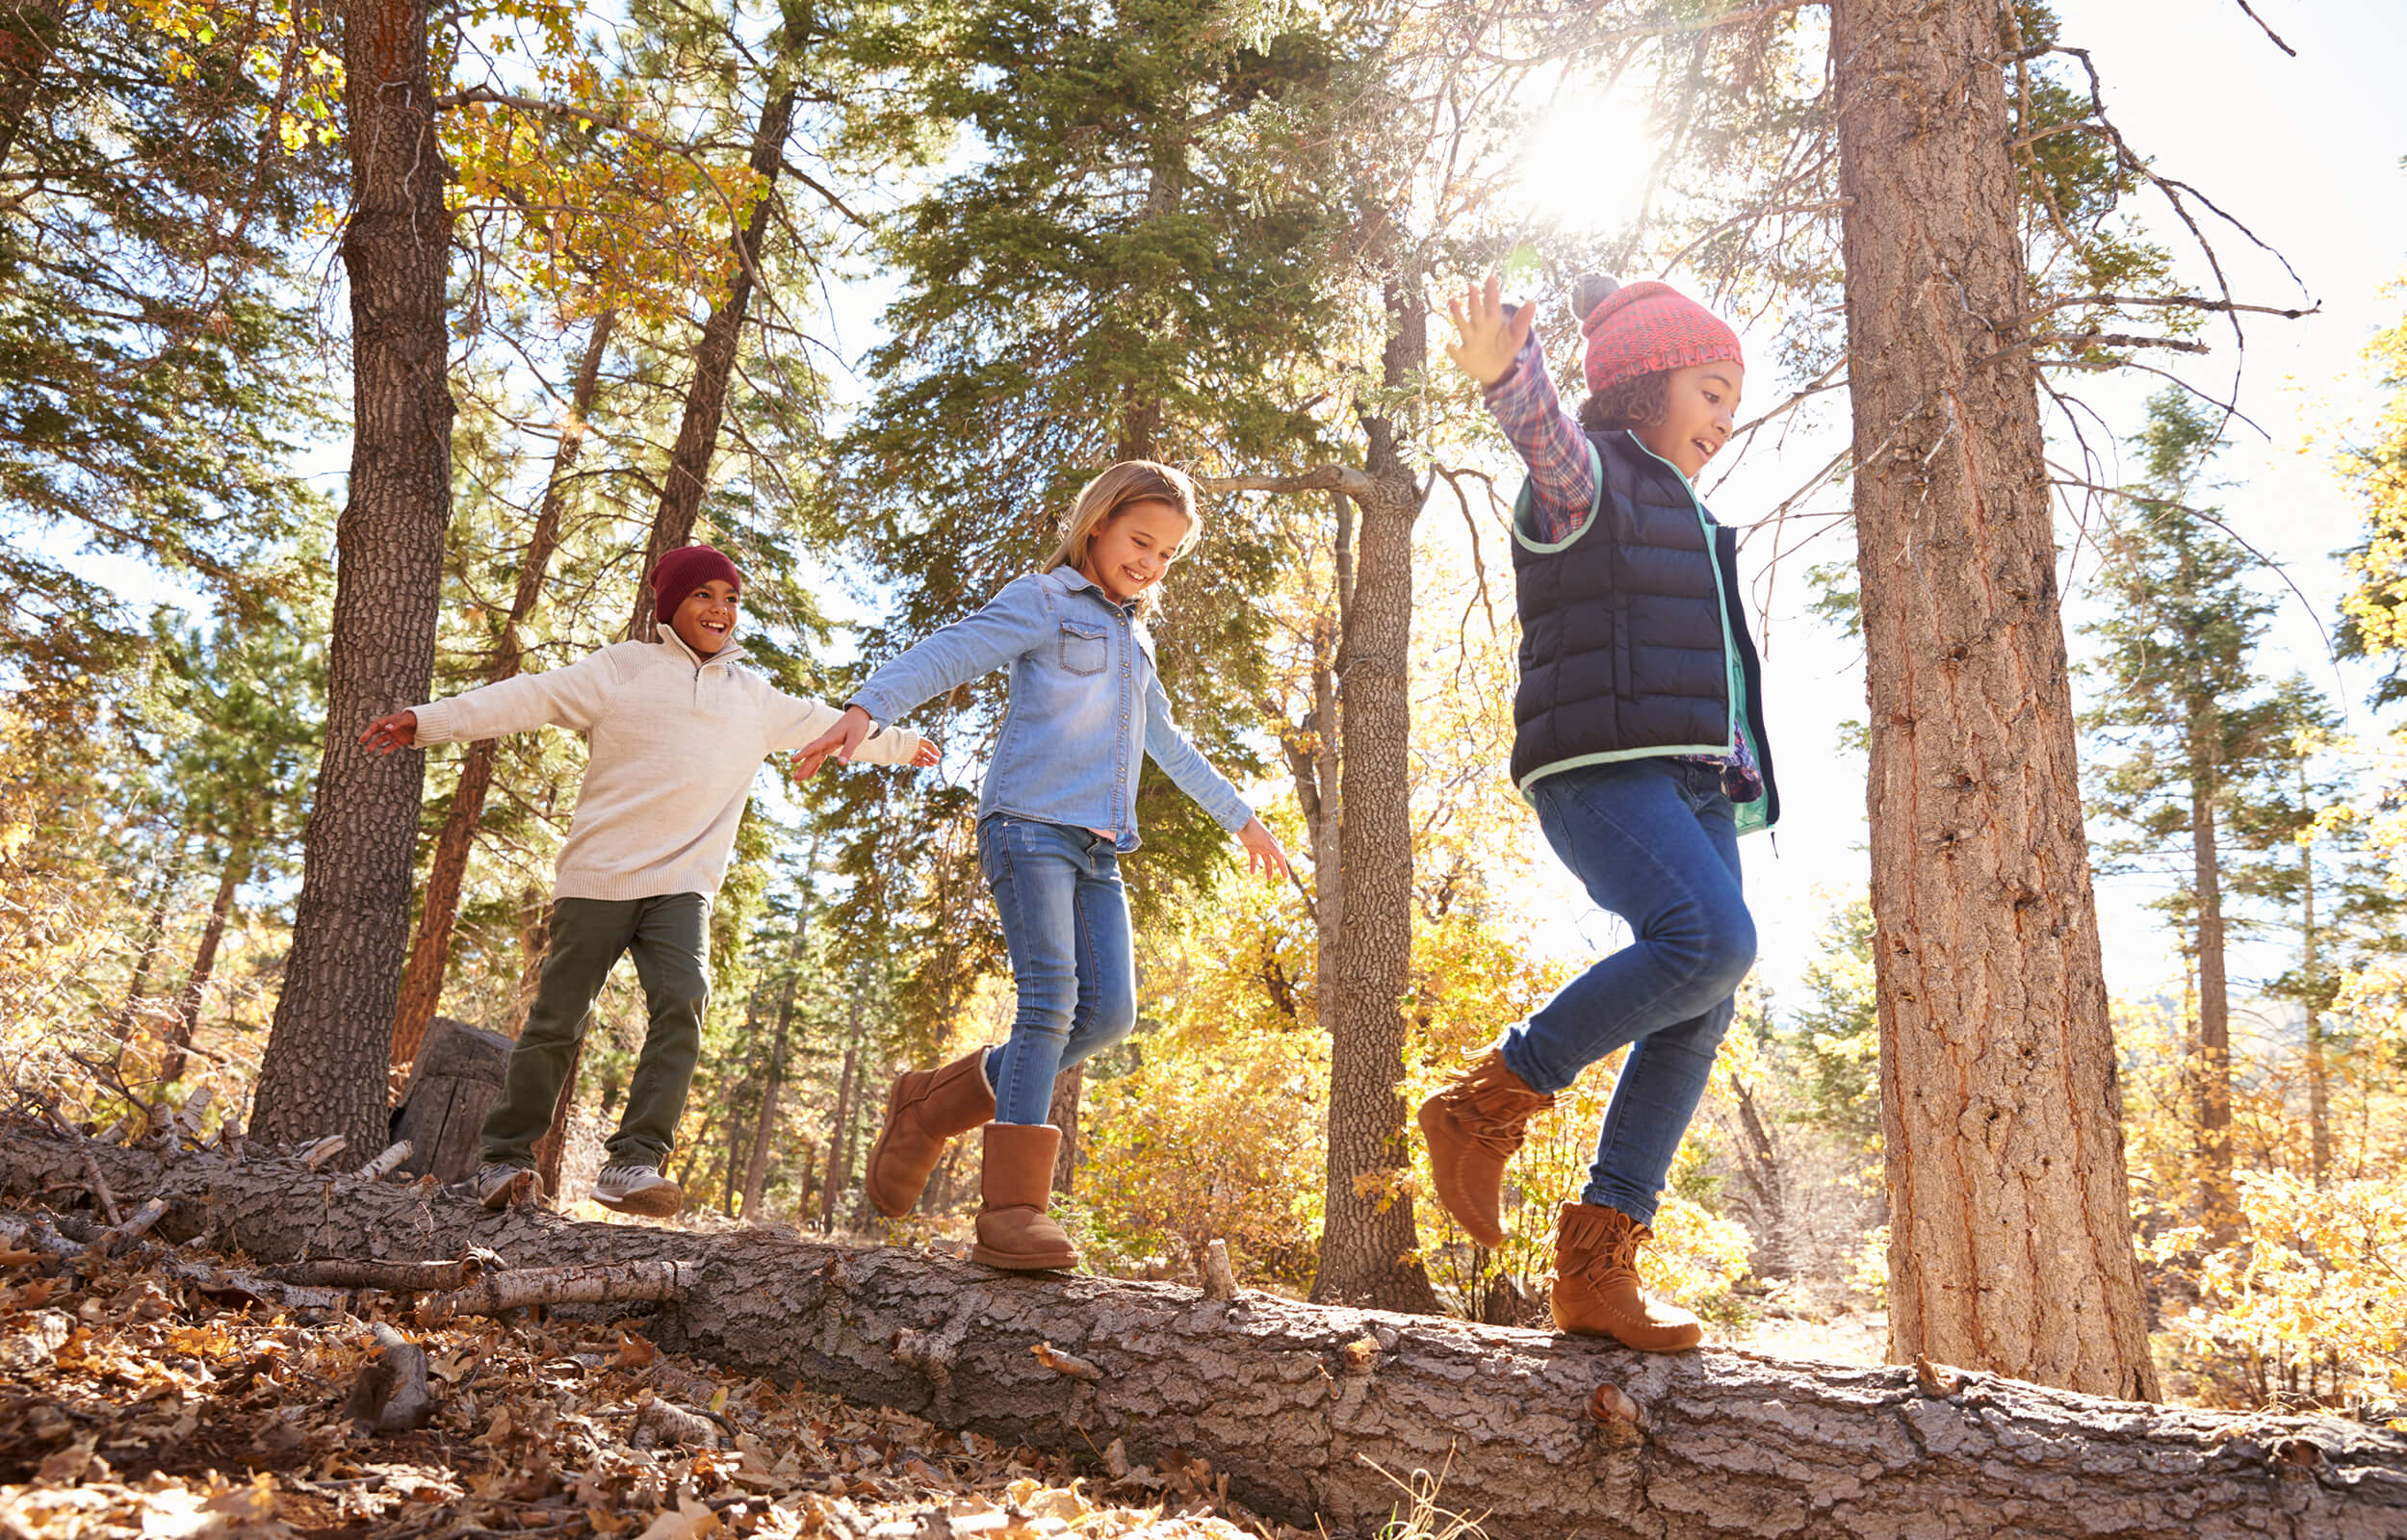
[1, 1117, 2400, 1539]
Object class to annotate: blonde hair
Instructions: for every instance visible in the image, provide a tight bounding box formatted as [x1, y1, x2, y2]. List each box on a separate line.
[1040, 460, 1202, 620]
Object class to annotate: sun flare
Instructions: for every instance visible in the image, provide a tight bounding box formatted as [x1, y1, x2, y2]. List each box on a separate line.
[1515, 89, 1656, 238]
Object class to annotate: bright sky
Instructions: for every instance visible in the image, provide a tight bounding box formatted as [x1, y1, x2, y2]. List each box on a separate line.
[1521, 0, 2407, 1014]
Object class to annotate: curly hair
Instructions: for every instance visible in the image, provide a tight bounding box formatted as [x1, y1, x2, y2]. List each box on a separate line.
[1577, 369, 1670, 434]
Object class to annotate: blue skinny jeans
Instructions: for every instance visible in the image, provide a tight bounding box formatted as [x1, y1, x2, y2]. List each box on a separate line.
[1496, 758, 1756, 1224]
[977, 815, 1139, 1124]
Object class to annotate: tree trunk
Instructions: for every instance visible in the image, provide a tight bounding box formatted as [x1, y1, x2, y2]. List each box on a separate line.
[1046, 1064, 1082, 1194]
[0, 0, 65, 169]
[532, 1036, 583, 1202]
[818, 987, 862, 1232]
[1832, 0, 2158, 1399]
[13, 1123, 2401, 1540]
[113, 843, 184, 1049]
[627, 83, 798, 641]
[2303, 840, 2331, 1186]
[1311, 276, 1436, 1314]
[741, 942, 803, 1220]
[2187, 731, 2235, 1240]
[162, 838, 251, 1085]
[251, 0, 455, 1154]
[390, 312, 616, 1069]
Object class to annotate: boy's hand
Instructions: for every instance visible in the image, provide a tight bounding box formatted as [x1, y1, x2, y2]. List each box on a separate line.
[358, 709, 418, 754]
[1235, 816, 1289, 880]
[793, 706, 875, 778]
[1443, 272, 1536, 388]
[911, 735, 940, 768]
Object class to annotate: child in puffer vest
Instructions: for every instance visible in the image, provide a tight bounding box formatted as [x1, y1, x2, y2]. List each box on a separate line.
[358, 545, 936, 1219]
[1422, 273, 1781, 1350]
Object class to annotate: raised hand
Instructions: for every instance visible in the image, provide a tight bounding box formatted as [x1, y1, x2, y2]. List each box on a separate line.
[358, 709, 419, 754]
[792, 706, 875, 778]
[1235, 815, 1290, 880]
[1443, 272, 1537, 389]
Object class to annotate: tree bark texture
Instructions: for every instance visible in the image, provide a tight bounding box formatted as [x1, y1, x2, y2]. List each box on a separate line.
[1312, 280, 1435, 1314]
[1832, 0, 2158, 1399]
[390, 1016, 510, 1182]
[251, 0, 456, 1154]
[627, 87, 796, 642]
[391, 311, 615, 1069]
[8, 1122, 2401, 1540]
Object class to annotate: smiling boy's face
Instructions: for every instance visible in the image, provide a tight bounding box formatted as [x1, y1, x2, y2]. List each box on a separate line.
[1636, 360, 1745, 481]
[670, 579, 740, 655]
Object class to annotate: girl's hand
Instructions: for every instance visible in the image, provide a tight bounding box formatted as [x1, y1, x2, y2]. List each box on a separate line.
[358, 709, 418, 754]
[1235, 816, 1289, 880]
[1443, 272, 1536, 388]
[910, 735, 940, 769]
[793, 706, 875, 777]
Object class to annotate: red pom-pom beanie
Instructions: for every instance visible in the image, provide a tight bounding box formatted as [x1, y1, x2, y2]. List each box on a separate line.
[1578, 277, 1744, 398]
[651, 544, 743, 617]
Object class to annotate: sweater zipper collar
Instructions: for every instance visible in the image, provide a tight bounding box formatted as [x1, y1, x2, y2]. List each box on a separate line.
[655, 623, 747, 673]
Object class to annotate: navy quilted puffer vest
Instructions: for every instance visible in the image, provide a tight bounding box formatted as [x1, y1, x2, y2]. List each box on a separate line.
[1508, 429, 1779, 832]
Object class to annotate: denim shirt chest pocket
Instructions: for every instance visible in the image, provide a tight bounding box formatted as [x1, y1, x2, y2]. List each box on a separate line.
[1058, 620, 1109, 677]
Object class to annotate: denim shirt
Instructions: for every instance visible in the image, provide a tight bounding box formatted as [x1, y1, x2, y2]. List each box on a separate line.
[847, 568, 1253, 852]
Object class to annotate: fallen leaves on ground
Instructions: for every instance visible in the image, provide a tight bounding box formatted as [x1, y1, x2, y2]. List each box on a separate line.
[0, 1216, 1308, 1540]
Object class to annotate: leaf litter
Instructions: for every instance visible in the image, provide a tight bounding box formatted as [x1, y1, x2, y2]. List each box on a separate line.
[0, 1219, 1326, 1540]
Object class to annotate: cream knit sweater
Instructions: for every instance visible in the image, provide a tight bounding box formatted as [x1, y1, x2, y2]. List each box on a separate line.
[410, 629, 921, 902]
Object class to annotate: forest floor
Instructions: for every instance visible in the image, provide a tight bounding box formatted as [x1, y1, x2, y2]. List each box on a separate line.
[0, 1219, 1354, 1540]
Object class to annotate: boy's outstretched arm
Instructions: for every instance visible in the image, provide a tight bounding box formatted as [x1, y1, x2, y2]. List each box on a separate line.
[359, 709, 418, 753]
[766, 693, 930, 769]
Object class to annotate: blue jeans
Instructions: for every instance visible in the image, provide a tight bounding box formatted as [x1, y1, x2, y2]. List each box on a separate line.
[1497, 759, 1755, 1224]
[978, 815, 1139, 1125]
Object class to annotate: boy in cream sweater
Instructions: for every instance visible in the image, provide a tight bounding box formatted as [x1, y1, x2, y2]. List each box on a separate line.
[359, 545, 934, 1217]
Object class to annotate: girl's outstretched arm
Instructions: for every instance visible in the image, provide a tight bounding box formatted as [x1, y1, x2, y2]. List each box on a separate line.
[1140, 666, 1281, 878]
[794, 576, 1051, 774]
[1445, 275, 1595, 543]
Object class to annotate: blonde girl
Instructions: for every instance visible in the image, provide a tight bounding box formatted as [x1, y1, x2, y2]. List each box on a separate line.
[796, 460, 1287, 1269]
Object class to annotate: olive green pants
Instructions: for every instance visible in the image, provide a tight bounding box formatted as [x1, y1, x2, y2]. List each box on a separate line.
[479, 892, 711, 1172]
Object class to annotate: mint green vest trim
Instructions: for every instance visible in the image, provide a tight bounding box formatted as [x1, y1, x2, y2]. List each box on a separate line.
[1510, 438, 1606, 553]
[1516, 742, 1732, 805]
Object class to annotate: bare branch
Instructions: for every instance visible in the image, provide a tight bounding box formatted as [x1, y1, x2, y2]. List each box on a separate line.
[2029, 294, 2318, 323]
[1197, 467, 1379, 500]
[2229, 0, 2297, 56]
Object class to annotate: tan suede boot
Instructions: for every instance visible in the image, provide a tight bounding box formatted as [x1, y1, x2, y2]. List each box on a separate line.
[971, 1123, 1079, 1271]
[865, 1047, 996, 1218]
[1416, 1050, 1555, 1247]
[1547, 1201, 1702, 1352]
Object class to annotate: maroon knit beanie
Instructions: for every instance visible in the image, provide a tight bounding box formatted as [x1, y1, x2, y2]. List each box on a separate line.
[1578, 277, 1745, 398]
[651, 544, 742, 617]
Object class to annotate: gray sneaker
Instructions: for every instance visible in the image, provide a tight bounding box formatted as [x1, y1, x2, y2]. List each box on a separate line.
[591, 1163, 682, 1218]
[468, 1162, 538, 1211]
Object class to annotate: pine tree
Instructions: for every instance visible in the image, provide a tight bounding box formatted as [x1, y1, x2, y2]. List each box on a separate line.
[2081, 388, 2281, 1240]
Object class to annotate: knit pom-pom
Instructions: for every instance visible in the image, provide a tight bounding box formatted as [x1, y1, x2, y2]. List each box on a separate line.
[1570, 273, 1621, 325]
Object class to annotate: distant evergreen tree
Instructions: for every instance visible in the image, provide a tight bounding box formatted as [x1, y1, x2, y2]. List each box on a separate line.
[822, 0, 1347, 1035]
[2081, 389, 2284, 1237]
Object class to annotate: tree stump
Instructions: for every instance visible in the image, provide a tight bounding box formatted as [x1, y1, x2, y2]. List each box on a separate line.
[391, 1016, 511, 1182]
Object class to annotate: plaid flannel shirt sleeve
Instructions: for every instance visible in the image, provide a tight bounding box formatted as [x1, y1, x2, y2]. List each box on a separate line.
[1480, 323, 1594, 546]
